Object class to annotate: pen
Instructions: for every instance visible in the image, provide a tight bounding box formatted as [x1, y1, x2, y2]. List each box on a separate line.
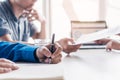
[49, 33, 56, 53]
[48, 33, 56, 64]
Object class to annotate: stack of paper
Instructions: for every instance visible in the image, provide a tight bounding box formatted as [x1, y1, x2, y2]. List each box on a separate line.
[0, 63, 64, 80]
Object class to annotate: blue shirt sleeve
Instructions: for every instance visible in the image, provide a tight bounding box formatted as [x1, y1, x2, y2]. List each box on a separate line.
[0, 17, 11, 37]
[0, 41, 39, 63]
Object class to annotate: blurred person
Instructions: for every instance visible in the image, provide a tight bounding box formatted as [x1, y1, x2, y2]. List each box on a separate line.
[0, 0, 46, 43]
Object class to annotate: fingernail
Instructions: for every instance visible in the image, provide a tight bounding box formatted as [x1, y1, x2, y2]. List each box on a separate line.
[13, 64, 19, 70]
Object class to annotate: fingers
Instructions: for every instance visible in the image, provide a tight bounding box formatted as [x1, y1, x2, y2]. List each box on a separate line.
[44, 43, 62, 64]
[66, 38, 74, 44]
[63, 44, 80, 53]
[0, 58, 14, 64]
[106, 40, 120, 51]
[0, 58, 19, 70]
[0, 59, 19, 74]
[53, 54, 62, 61]
[26, 9, 39, 21]
[28, 14, 38, 21]
[0, 62, 19, 70]
[36, 47, 52, 59]
[36, 43, 62, 64]
[42, 47, 51, 57]
[38, 54, 62, 64]
[0, 68, 12, 74]
[51, 43, 62, 64]
[106, 41, 112, 51]
[50, 43, 62, 64]
[44, 54, 62, 64]
[51, 43, 63, 58]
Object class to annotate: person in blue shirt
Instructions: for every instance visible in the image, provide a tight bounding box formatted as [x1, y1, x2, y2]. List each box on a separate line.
[0, 41, 62, 73]
[0, 38, 81, 73]
[0, 41, 62, 63]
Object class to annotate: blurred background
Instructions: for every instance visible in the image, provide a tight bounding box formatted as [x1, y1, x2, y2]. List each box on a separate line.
[1, 0, 120, 40]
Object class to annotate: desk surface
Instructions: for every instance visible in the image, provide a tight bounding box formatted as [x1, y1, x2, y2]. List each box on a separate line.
[63, 49, 120, 80]
[1, 49, 120, 80]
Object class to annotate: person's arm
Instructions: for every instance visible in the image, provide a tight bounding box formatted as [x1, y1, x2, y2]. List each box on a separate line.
[0, 41, 62, 64]
[27, 9, 46, 39]
[0, 41, 38, 62]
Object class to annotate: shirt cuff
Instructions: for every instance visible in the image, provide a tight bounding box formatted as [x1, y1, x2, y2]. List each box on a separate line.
[20, 46, 39, 63]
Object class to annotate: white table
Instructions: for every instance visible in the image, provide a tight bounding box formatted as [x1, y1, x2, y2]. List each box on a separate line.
[1, 49, 120, 80]
[63, 49, 120, 80]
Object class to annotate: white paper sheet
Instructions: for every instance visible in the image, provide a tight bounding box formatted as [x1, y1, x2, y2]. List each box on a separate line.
[0, 63, 64, 80]
[75, 26, 120, 44]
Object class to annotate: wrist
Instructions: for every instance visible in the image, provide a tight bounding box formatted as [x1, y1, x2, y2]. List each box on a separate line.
[34, 48, 40, 62]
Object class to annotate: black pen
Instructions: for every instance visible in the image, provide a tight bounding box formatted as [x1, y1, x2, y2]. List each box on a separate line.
[49, 33, 56, 53]
[48, 33, 56, 64]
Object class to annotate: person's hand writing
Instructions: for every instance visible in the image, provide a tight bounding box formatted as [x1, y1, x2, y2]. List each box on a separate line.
[36, 43, 62, 64]
[57, 38, 81, 54]
[0, 58, 19, 74]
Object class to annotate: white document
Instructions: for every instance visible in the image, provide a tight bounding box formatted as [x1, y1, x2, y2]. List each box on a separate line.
[0, 63, 64, 80]
[75, 26, 120, 44]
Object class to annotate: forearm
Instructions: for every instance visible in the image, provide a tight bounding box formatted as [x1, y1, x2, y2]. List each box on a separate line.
[0, 41, 39, 62]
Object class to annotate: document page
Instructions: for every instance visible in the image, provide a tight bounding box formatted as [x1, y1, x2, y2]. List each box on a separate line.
[75, 26, 120, 44]
[0, 63, 64, 80]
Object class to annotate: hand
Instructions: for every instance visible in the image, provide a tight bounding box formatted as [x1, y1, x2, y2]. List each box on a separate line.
[57, 38, 81, 54]
[23, 9, 45, 22]
[0, 58, 19, 74]
[106, 40, 120, 51]
[36, 43, 62, 64]
[95, 38, 110, 45]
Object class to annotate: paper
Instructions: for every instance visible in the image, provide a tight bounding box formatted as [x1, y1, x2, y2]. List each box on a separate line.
[0, 63, 64, 80]
[75, 26, 120, 44]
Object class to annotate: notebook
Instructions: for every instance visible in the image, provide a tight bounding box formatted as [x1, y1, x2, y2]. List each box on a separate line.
[0, 63, 64, 80]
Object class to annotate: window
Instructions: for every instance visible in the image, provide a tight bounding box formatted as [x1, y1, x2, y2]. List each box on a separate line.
[51, 0, 101, 40]
[106, 0, 120, 27]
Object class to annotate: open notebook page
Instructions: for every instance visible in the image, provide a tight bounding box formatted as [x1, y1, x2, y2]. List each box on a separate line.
[0, 63, 64, 80]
